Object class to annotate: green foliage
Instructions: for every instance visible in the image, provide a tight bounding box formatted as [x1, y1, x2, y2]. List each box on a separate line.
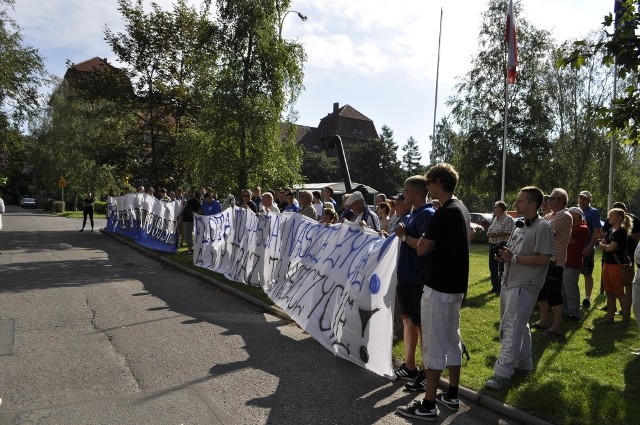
[346, 126, 405, 195]
[301, 150, 341, 183]
[558, 0, 639, 145]
[0, 0, 47, 125]
[401, 136, 423, 177]
[441, 0, 640, 212]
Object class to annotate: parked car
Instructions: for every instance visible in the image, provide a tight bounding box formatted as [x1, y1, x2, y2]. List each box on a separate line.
[468, 213, 492, 243]
[469, 213, 493, 230]
[20, 197, 37, 208]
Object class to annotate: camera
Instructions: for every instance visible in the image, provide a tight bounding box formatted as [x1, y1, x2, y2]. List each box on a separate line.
[491, 241, 507, 257]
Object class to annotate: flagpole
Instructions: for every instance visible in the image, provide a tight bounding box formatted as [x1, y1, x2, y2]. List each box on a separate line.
[501, 74, 508, 202]
[607, 65, 618, 212]
[431, 7, 443, 164]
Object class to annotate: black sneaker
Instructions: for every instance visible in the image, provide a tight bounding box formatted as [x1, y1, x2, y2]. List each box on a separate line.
[436, 393, 460, 411]
[582, 299, 591, 308]
[396, 400, 438, 421]
[405, 370, 427, 391]
[394, 363, 418, 381]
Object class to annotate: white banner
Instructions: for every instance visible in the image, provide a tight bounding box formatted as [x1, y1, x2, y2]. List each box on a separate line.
[194, 208, 398, 378]
[106, 193, 181, 253]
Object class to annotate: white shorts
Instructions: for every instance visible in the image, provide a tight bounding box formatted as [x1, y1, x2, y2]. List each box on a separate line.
[420, 287, 464, 371]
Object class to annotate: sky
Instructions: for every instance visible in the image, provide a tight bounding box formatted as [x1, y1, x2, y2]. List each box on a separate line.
[11, 0, 613, 161]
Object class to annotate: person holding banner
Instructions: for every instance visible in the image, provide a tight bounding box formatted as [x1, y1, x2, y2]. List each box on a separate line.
[392, 176, 435, 392]
[398, 163, 470, 421]
[259, 193, 280, 214]
[345, 191, 379, 231]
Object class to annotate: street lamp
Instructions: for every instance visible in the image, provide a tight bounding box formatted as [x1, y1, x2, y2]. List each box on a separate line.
[279, 9, 308, 39]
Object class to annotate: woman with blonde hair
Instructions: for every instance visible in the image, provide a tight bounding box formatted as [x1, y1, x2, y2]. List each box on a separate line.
[598, 208, 632, 324]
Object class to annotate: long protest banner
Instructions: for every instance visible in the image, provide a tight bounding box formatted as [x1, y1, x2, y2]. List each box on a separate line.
[105, 194, 180, 253]
[194, 208, 398, 378]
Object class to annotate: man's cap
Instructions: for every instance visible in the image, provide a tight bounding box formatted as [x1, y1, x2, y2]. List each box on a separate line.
[568, 206, 583, 217]
[345, 191, 365, 205]
[578, 191, 592, 199]
[391, 192, 405, 201]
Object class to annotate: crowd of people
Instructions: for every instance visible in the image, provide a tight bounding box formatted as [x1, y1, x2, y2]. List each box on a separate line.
[121, 168, 640, 421]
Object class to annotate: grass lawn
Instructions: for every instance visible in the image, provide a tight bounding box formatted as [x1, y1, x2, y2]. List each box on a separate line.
[394, 243, 640, 425]
[104, 231, 640, 425]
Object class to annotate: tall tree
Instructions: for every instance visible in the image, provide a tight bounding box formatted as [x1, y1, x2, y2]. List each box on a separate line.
[196, 0, 306, 193]
[0, 0, 46, 193]
[105, 0, 214, 187]
[447, 0, 556, 203]
[346, 126, 404, 196]
[401, 136, 423, 177]
[559, 0, 640, 145]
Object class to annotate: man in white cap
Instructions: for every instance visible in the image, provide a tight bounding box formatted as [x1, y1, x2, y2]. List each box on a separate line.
[345, 191, 379, 231]
[578, 190, 602, 308]
[563, 207, 590, 320]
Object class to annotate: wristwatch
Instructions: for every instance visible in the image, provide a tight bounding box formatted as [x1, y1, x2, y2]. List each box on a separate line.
[511, 254, 517, 264]
[401, 234, 407, 242]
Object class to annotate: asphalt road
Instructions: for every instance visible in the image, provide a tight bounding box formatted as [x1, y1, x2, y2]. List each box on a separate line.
[0, 205, 520, 425]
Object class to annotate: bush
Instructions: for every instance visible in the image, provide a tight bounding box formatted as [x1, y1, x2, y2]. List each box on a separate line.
[52, 201, 65, 213]
[94, 201, 107, 214]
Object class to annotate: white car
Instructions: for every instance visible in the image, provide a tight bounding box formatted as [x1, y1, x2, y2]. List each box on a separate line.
[20, 197, 37, 208]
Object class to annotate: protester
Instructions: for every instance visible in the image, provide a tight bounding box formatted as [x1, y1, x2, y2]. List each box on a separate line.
[533, 188, 572, 336]
[312, 190, 324, 218]
[260, 193, 280, 214]
[298, 190, 317, 220]
[392, 176, 435, 393]
[79, 192, 95, 232]
[345, 191, 379, 230]
[485, 186, 554, 390]
[322, 186, 336, 207]
[251, 186, 262, 211]
[201, 192, 222, 216]
[338, 193, 355, 222]
[397, 163, 470, 421]
[598, 208, 632, 324]
[321, 207, 338, 225]
[283, 192, 300, 213]
[601, 202, 640, 312]
[182, 192, 201, 255]
[562, 207, 590, 320]
[158, 188, 170, 202]
[240, 189, 258, 213]
[578, 191, 602, 308]
[377, 202, 391, 236]
[388, 193, 406, 233]
[487, 201, 515, 294]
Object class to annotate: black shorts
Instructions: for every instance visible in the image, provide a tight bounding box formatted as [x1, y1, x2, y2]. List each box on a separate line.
[582, 249, 595, 275]
[537, 262, 564, 306]
[396, 284, 423, 326]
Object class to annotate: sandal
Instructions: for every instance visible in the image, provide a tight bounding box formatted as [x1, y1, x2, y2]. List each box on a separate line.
[531, 323, 546, 330]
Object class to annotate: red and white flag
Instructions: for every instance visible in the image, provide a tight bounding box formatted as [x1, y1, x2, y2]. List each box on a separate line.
[505, 0, 518, 84]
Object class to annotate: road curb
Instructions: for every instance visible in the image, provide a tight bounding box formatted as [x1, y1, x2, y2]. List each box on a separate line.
[102, 229, 553, 425]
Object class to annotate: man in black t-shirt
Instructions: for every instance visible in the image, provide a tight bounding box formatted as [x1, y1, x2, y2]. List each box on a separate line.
[396, 163, 470, 421]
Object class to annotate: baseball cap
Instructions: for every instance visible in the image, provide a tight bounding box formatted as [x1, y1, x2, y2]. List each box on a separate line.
[578, 191, 592, 199]
[391, 192, 405, 201]
[568, 206, 583, 217]
[345, 191, 365, 205]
